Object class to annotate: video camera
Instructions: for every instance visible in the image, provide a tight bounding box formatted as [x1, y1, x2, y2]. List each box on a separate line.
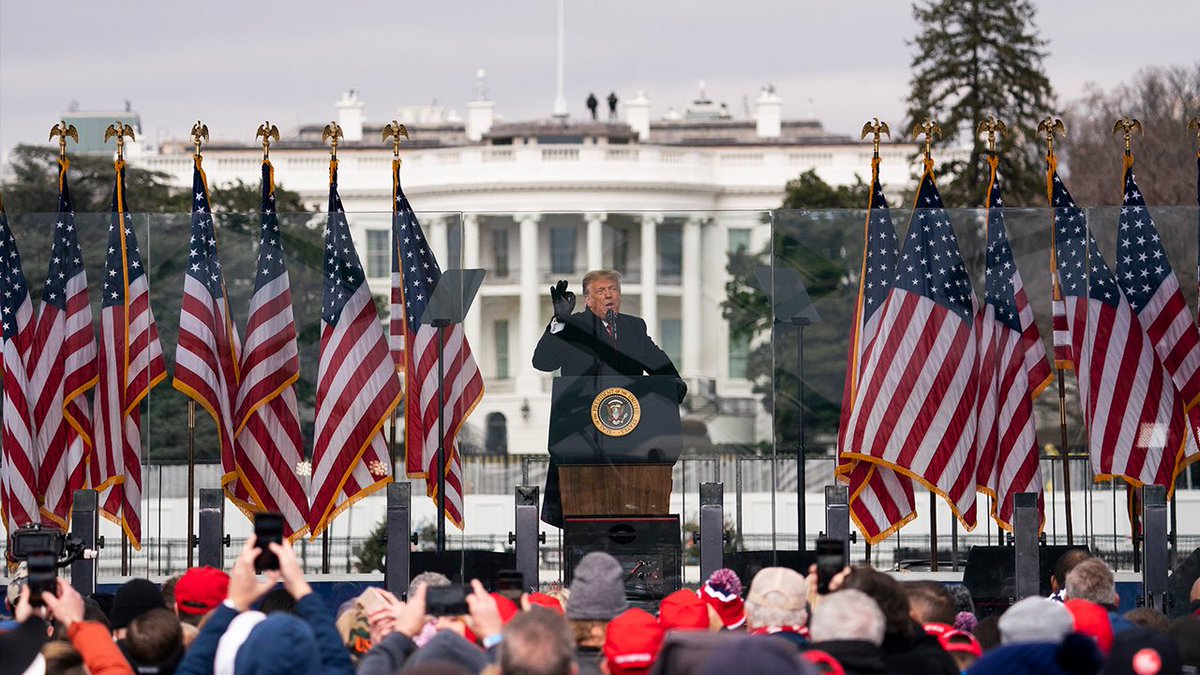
[8, 524, 86, 607]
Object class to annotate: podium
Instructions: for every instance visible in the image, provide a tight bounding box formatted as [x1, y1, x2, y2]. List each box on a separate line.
[548, 376, 683, 598]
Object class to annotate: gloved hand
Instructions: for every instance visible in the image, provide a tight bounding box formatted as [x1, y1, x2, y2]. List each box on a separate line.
[549, 280, 576, 322]
[676, 379, 688, 404]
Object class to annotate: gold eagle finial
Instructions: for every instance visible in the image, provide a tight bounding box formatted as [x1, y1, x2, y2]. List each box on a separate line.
[49, 121, 79, 160]
[1111, 116, 1143, 156]
[381, 120, 410, 159]
[322, 121, 344, 159]
[911, 118, 942, 162]
[860, 118, 890, 159]
[1036, 117, 1066, 160]
[104, 122, 136, 160]
[190, 121, 209, 157]
[255, 122, 280, 160]
[976, 116, 1008, 156]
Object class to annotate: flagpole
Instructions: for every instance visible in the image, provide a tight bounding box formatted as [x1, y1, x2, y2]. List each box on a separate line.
[928, 491, 938, 572]
[187, 401, 196, 568]
[383, 121, 409, 479]
[1040, 117, 1074, 545]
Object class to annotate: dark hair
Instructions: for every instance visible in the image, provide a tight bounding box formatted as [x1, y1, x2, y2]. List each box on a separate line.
[126, 608, 183, 664]
[973, 615, 1002, 652]
[1124, 607, 1170, 633]
[500, 607, 576, 675]
[1052, 548, 1092, 587]
[904, 580, 956, 625]
[259, 588, 298, 614]
[841, 567, 913, 639]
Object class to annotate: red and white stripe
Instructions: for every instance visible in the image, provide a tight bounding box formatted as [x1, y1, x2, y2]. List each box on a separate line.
[1, 253, 38, 534]
[29, 270, 96, 527]
[235, 258, 309, 539]
[844, 290, 980, 526]
[92, 270, 165, 548]
[975, 273, 1052, 530]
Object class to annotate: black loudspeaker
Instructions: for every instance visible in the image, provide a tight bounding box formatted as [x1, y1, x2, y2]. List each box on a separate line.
[723, 550, 817, 589]
[564, 515, 681, 600]
[962, 545, 1088, 618]
[1167, 547, 1200, 617]
[409, 551, 515, 590]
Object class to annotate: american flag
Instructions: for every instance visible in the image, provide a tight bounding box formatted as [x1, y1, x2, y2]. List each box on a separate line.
[1049, 160, 1180, 488]
[233, 160, 309, 540]
[392, 160, 483, 526]
[29, 159, 97, 529]
[307, 160, 401, 537]
[836, 156, 916, 544]
[173, 156, 249, 510]
[1115, 158, 1200, 413]
[975, 157, 1052, 531]
[91, 160, 166, 548]
[0, 196, 40, 535]
[843, 161, 979, 528]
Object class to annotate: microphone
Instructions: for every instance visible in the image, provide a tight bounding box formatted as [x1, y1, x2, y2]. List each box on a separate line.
[605, 309, 617, 341]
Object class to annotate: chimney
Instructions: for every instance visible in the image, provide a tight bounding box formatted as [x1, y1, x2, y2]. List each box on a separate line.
[755, 85, 781, 139]
[467, 68, 495, 141]
[337, 90, 364, 141]
[625, 91, 651, 141]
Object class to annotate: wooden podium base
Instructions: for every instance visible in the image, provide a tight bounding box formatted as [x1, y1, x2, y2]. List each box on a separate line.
[559, 464, 672, 517]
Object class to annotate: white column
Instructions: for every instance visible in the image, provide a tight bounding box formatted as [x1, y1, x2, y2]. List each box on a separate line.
[430, 217, 449, 270]
[681, 217, 703, 377]
[640, 214, 660, 337]
[585, 212, 605, 272]
[462, 214, 482, 347]
[517, 214, 542, 391]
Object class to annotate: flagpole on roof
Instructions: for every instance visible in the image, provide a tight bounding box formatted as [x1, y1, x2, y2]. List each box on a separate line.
[382, 121, 409, 475]
[1039, 116, 1073, 545]
[911, 118, 942, 572]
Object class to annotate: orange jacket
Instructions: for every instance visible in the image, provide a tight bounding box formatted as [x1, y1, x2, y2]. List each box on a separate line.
[67, 621, 134, 675]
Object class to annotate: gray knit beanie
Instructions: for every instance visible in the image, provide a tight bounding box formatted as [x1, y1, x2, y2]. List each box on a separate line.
[565, 552, 628, 620]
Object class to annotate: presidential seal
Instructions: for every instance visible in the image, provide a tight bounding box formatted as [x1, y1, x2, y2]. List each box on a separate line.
[590, 387, 641, 437]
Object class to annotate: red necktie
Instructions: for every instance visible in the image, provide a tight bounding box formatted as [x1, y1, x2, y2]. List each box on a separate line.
[606, 322, 615, 342]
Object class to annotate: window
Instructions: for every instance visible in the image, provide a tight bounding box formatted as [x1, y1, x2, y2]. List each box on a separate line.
[366, 230, 390, 278]
[658, 225, 682, 281]
[727, 228, 751, 255]
[612, 227, 630, 273]
[446, 222, 463, 268]
[660, 319, 682, 372]
[494, 320, 510, 379]
[550, 227, 577, 274]
[729, 328, 750, 379]
[485, 413, 508, 456]
[492, 229, 510, 278]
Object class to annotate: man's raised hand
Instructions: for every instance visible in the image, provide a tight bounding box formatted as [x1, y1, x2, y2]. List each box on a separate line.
[550, 280, 575, 322]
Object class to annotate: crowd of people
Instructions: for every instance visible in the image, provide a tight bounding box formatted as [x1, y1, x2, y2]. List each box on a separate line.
[2, 539, 1199, 675]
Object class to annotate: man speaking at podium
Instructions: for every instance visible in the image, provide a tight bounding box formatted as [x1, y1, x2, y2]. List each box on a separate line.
[533, 270, 687, 526]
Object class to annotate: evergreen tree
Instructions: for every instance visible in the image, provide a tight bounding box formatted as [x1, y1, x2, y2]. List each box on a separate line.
[905, 0, 1056, 207]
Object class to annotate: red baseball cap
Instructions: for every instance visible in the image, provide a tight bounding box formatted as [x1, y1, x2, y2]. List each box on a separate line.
[175, 566, 230, 616]
[658, 589, 710, 630]
[604, 608, 665, 675]
[936, 629, 982, 658]
[1064, 598, 1113, 655]
[802, 649, 847, 675]
[490, 593, 520, 624]
[526, 592, 564, 614]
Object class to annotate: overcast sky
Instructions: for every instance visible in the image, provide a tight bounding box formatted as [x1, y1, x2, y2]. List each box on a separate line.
[2, 1, 1197, 168]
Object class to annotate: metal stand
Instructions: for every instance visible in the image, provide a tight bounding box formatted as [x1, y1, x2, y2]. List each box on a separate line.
[1142, 485, 1167, 611]
[385, 482, 412, 597]
[699, 483, 724, 580]
[792, 318, 810, 550]
[1013, 492, 1040, 600]
[197, 488, 227, 569]
[70, 489, 99, 597]
[512, 486, 543, 591]
[187, 401, 196, 567]
[823, 485, 852, 562]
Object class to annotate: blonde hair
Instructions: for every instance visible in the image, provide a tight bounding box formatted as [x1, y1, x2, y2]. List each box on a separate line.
[582, 270, 622, 296]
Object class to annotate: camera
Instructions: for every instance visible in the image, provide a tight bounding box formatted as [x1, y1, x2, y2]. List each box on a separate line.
[8, 525, 80, 608]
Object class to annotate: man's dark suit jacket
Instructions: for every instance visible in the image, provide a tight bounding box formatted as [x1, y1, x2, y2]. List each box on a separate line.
[532, 310, 687, 526]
